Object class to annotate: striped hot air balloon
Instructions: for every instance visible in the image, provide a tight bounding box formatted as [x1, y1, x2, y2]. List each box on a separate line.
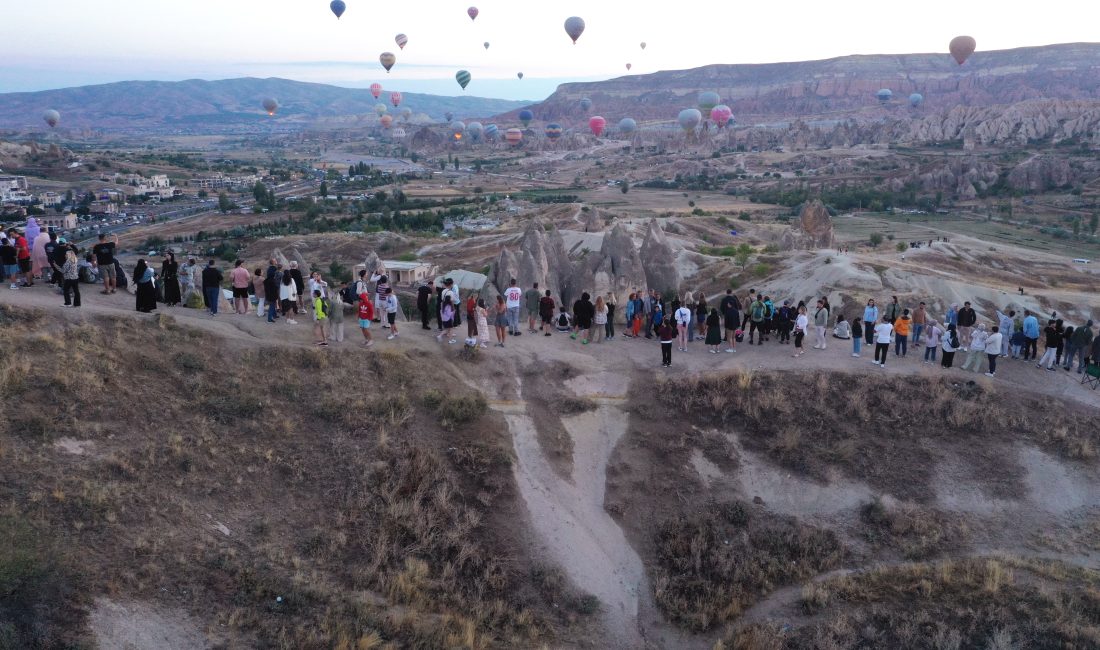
[455, 70, 471, 90]
[545, 123, 563, 140]
[505, 128, 523, 145]
[395, 34, 408, 50]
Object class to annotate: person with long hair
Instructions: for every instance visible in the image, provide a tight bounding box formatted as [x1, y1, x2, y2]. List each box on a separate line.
[592, 295, 607, 344]
[438, 293, 457, 345]
[476, 298, 490, 348]
[490, 294, 507, 347]
[605, 292, 617, 340]
[61, 249, 81, 307]
[792, 305, 808, 357]
[133, 259, 157, 313]
[280, 272, 299, 324]
[705, 307, 722, 353]
[161, 251, 181, 306]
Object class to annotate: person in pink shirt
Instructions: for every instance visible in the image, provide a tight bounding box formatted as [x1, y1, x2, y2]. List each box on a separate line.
[229, 260, 252, 314]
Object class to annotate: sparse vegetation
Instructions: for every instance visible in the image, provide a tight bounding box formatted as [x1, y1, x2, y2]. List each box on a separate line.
[860, 497, 968, 559]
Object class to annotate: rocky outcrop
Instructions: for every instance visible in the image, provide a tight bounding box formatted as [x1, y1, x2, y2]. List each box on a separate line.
[1007, 155, 1073, 192]
[780, 200, 836, 251]
[639, 220, 682, 295]
[486, 222, 575, 301]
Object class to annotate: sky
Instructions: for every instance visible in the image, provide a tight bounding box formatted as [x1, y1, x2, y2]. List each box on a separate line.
[3, 0, 1099, 101]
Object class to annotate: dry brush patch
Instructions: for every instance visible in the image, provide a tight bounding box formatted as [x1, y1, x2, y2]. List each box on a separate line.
[0, 308, 592, 648]
[859, 497, 969, 560]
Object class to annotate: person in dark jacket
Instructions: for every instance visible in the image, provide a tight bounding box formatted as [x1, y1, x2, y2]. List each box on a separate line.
[572, 292, 595, 344]
[417, 280, 433, 329]
[1066, 320, 1094, 372]
[956, 301, 977, 349]
[263, 260, 280, 322]
[201, 259, 224, 316]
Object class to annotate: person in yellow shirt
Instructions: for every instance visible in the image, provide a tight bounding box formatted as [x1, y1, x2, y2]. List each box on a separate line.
[893, 308, 912, 357]
[312, 289, 329, 347]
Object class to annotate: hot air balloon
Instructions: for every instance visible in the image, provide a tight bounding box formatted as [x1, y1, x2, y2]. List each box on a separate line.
[484, 123, 499, 139]
[467, 122, 484, 142]
[262, 98, 279, 116]
[395, 34, 408, 50]
[375, 104, 388, 117]
[390, 92, 403, 108]
[450, 121, 466, 141]
[484, 42, 490, 50]
[618, 117, 636, 134]
[518, 109, 534, 127]
[626, 63, 632, 71]
[545, 123, 563, 140]
[698, 91, 720, 113]
[379, 52, 396, 73]
[467, 6, 478, 20]
[909, 93, 924, 108]
[579, 97, 592, 112]
[710, 105, 733, 128]
[677, 108, 702, 132]
[564, 16, 585, 44]
[588, 116, 607, 137]
[330, 0, 346, 19]
[455, 70, 471, 90]
[876, 88, 893, 104]
[949, 35, 976, 65]
[400, 107, 412, 120]
[392, 127, 407, 139]
[43, 109, 60, 128]
[370, 83, 382, 99]
[379, 115, 393, 128]
[505, 128, 523, 145]
[517, 72, 524, 79]
[640, 42, 647, 50]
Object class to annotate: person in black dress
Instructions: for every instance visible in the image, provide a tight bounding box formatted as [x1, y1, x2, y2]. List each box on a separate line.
[133, 259, 158, 313]
[161, 251, 181, 306]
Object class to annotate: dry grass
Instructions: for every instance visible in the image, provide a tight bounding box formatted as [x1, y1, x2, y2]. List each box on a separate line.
[0, 307, 591, 648]
[645, 370, 1097, 500]
[724, 557, 1100, 649]
[860, 497, 969, 560]
[651, 501, 844, 632]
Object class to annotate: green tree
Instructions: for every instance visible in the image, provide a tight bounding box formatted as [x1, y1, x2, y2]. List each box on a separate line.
[896, 242, 909, 252]
[253, 181, 269, 205]
[621, 182, 629, 194]
[733, 243, 753, 270]
[319, 181, 329, 197]
[1073, 217, 1081, 237]
[869, 233, 884, 247]
[439, 160, 446, 172]
[217, 191, 232, 214]
[454, 158, 460, 171]
[1090, 213, 1098, 235]
[197, 189, 208, 199]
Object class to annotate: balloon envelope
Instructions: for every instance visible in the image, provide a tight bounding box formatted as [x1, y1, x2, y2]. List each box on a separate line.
[392, 127, 406, 139]
[395, 34, 408, 50]
[329, 0, 345, 18]
[379, 115, 393, 128]
[262, 98, 279, 116]
[484, 42, 490, 50]
[949, 35, 976, 65]
[505, 128, 523, 145]
[375, 104, 388, 116]
[390, 92, 402, 107]
[698, 91, 720, 113]
[626, 63, 632, 71]
[564, 16, 585, 44]
[467, 6, 478, 20]
[467, 122, 484, 142]
[579, 97, 592, 112]
[517, 72, 524, 79]
[379, 52, 396, 73]
[43, 109, 60, 128]
[677, 108, 702, 132]
[445, 111, 454, 122]
[618, 117, 636, 134]
[455, 70, 471, 90]
[451, 121, 466, 139]
[640, 42, 646, 50]
[400, 107, 412, 120]
[370, 83, 382, 99]
[909, 93, 924, 108]
[518, 109, 534, 127]
[710, 105, 732, 127]
[484, 123, 499, 139]
[588, 116, 607, 137]
[876, 88, 893, 103]
[545, 123, 563, 140]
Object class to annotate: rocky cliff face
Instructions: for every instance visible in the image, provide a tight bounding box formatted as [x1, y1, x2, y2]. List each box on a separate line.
[780, 200, 836, 251]
[571, 223, 648, 307]
[639, 220, 682, 295]
[488, 222, 572, 301]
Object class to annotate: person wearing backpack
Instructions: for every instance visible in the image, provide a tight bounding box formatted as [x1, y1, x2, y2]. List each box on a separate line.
[941, 324, 960, 369]
[748, 297, 765, 345]
[674, 301, 692, 352]
[312, 289, 329, 347]
[721, 289, 741, 352]
[777, 300, 794, 344]
[358, 290, 375, 347]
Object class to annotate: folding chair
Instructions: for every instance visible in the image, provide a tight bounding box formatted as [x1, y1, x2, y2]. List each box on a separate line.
[1082, 361, 1100, 390]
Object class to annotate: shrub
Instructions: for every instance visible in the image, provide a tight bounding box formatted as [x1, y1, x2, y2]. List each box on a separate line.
[896, 242, 909, 252]
[869, 233, 884, 247]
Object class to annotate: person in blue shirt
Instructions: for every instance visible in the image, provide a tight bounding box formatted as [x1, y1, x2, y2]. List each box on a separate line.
[1022, 310, 1041, 361]
[946, 304, 959, 328]
[862, 299, 879, 346]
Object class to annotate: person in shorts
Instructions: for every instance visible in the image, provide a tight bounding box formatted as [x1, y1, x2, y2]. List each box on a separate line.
[92, 233, 119, 294]
[1, 237, 18, 289]
[384, 287, 399, 340]
[358, 292, 374, 347]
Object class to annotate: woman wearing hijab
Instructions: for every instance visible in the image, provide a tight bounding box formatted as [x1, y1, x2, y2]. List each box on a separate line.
[161, 252, 181, 306]
[133, 259, 157, 313]
[705, 308, 723, 353]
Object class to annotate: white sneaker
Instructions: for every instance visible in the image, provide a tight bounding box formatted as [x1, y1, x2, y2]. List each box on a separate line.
[448, 339, 456, 344]
[724, 348, 734, 353]
[436, 334, 443, 341]
[984, 372, 995, 377]
[287, 319, 297, 325]
[852, 353, 860, 357]
[387, 335, 396, 340]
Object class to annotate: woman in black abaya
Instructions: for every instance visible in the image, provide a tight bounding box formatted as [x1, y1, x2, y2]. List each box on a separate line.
[134, 259, 158, 313]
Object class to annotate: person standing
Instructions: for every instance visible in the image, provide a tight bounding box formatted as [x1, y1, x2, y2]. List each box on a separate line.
[180, 257, 198, 305]
[489, 295, 506, 347]
[883, 295, 900, 324]
[911, 301, 927, 344]
[941, 324, 960, 369]
[357, 289, 375, 347]
[658, 317, 675, 368]
[946, 304, 959, 330]
[476, 298, 490, 348]
[44, 232, 62, 287]
[984, 326, 1003, 378]
[417, 280, 433, 330]
[92, 233, 118, 294]
[695, 292, 709, 339]
[721, 289, 741, 352]
[812, 299, 830, 350]
[592, 296, 607, 344]
[524, 282, 541, 334]
[133, 259, 158, 313]
[748, 295, 766, 345]
[289, 261, 306, 312]
[384, 288, 400, 340]
[466, 292, 478, 338]
[264, 261, 281, 322]
[674, 300, 692, 352]
[956, 302, 977, 349]
[61, 249, 81, 307]
[851, 317, 863, 357]
[1022, 310, 1040, 361]
[777, 300, 794, 345]
[862, 299, 879, 346]
[995, 309, 1015, 357]
[539, 290, 556, 337]
[872, 318, 893, 367]
[961, 324, 988, 373]
[643, 289, 656, 339]
[201, 260, 223, 316]
[13, 229, 33, 288]
[230, 260, 251, 315]
[161, 252, 181, 306]
[573, 292, 595, 344]
[1067, 320, 1094, 372]
[328, 284, 346, 343]
[311, 290, 329, 346]
[504, 279, 523, 336]
[605, 292, 617, 340]
[893, 309, 911, 357]
[252, 268, 266, 318]
[280, 271, 299, 324]
[792, 305, 808, 358]
[705, 308, 722, 353]
[1, 236, 19, 290]
[1037, 319, 1061, 371]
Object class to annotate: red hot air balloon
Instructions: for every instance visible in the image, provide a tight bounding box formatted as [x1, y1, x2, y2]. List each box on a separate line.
[710, 105, 733, 128]
[949, 35, 977, 65]
[588, 116, 606, 137]
[467, 6, 478, 20]
[390, 92, 402, 108]
[370, 83, 382, 99]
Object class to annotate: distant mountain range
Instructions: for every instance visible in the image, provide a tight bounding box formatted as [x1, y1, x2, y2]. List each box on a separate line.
[508, 43, 1100, 125]
[0, 77, 528, 133]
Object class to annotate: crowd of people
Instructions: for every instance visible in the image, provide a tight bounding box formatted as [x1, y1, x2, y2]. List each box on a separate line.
[5, 225, 1098, 386]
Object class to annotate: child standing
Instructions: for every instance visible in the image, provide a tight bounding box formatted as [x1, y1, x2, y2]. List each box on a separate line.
[851, 317, 863, 357]
[312, 289, 329, 346]
[358, 291, 375, 347]
[658, 317, 675, 368]
[384, 288, 400, 340]
[705, 308, 723, 354]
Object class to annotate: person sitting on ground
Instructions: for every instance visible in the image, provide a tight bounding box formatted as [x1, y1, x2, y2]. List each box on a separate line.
[832, 314, 851, 340]
[556, 309, 572, 333]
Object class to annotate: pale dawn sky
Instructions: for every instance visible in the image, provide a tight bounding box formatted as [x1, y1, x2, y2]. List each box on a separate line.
[2, 0, 1098, 100]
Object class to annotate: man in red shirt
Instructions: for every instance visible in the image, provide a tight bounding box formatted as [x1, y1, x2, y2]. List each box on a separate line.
[13, 230, 32, 287]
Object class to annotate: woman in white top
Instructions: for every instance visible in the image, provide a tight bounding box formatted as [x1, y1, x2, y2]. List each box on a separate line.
[592, 296, 608, 343]
[960, 324, 988, 373]
[279, 273, 299, 324]
[872, 320, 894, 367]
[792, 305, 809, 357]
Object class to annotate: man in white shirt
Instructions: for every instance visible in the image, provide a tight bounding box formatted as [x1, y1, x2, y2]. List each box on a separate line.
[674, 303, 692, 352]
[504, 278, 523, 337]
[872, 320, 894, 367]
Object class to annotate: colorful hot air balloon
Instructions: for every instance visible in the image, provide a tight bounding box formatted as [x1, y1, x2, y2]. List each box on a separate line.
[375, 104, 388, 117]
[677, 108, 702, 132]
[467, 6, 478, 20]
[400, 107, 412, 121]
[949, 35, 976, 65]
[379, 52, 396, 73]
[43, 109, 60, 128]
[467, 122, 484, 142]
[626, 63, 632, 71]
[579, 97, 592, 112]
[517, 72, 524, 79]
[483, 42, 490, 50]
[518, 109, 534, 127]
[379, 115, 393, 128]
[640, 42, 647, 50]
[909, 93, 924, 108]
[588, 116, 606, 137]
[564, 16, 585, 44]
[330, 0, 346, 19]
[484, 123, 499, 139]
[505, 127, 523, 145]
[698, 91, 720, 113]
[392, 127, 407, 139]
[262, 98, 279, 116]
[710, 105, 733, 128]
[618, 117, 636, 134]
[455, 70, 471, 90]
[370, 83, 382, 99]
[876, 88, 893, 104]
[395, 34, 408, 50]
[390, 92, 403, 108]
[545, 123, 563, 140]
